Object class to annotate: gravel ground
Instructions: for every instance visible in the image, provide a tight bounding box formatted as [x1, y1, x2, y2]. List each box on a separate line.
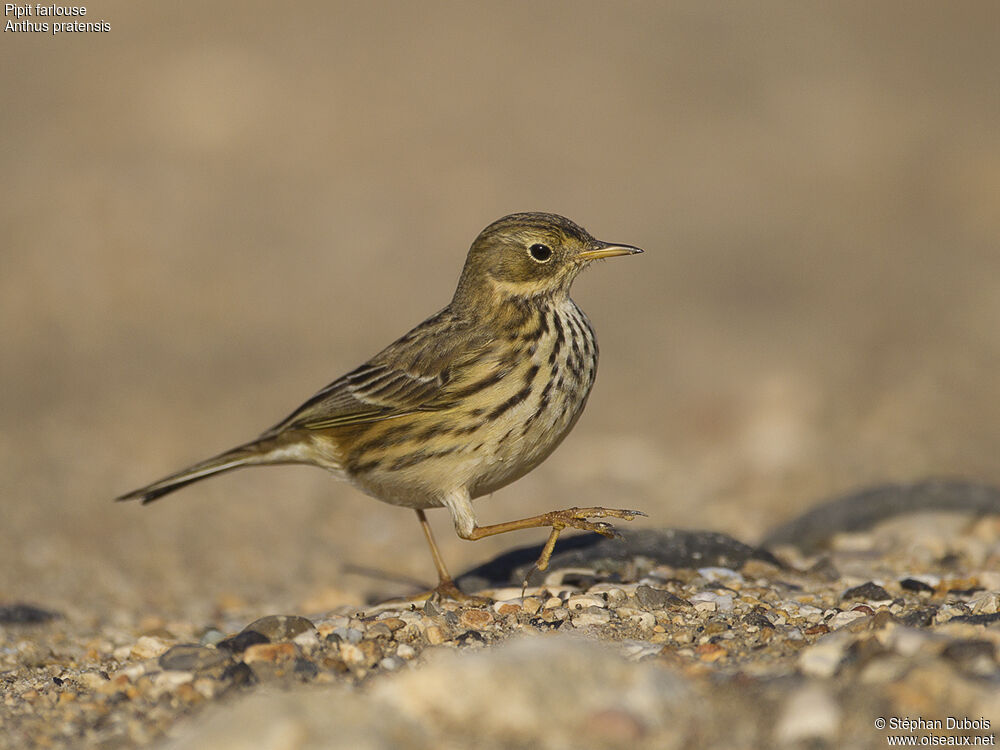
[3, 484, 999, 749]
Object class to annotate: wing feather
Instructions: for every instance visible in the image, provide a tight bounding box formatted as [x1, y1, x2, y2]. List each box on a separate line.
[261, 309, 496, 434]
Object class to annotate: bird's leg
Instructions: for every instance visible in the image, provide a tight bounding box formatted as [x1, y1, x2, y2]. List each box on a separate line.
[408, 509, 488, 603]
[463, 507, 646, 572]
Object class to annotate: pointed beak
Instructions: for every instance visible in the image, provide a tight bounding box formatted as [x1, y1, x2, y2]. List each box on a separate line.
[578, 242, 644, 261]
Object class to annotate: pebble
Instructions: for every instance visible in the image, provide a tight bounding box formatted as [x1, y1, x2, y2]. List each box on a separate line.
[130, 636, 170, 660]
[242, 614, 316, 642]
[159, 645, 227, 672]
[567, 594, 606, 610]
[458, 609, 494, 629]
[635, 585, 687, 610]
[841, 582, 892, 602]
[799, 631, 852, 677]
[827, 610, 868, 630]
[571, 609, 612, 628]
[243, 642, 297, 664]
[425, 626, 447, 645]
[689, 592, 734, 612]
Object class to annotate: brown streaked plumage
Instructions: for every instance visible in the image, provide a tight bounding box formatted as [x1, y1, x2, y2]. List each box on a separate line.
[117, 212, 644, 600]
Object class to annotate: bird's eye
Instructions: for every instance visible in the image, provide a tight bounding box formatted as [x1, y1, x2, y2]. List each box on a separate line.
[528, 243, 553, 263]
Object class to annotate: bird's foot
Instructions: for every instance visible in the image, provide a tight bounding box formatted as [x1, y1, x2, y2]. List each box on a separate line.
[530, 506, 645, 573]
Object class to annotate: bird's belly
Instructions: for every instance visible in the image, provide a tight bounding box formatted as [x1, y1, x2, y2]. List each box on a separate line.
[343, 303, 598, 509]
[347, 388, 587, 510]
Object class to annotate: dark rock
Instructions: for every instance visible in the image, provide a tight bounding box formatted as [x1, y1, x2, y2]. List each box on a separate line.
[947, 613, 1000, 626]
[241, 615, 315, 642]
[159, 644, 228, 672]
[293, 658, 319, 680]
[0, 603, 61, 624]
[841, 582, 891, 602]
[946, 586, 984, 597]
[217, 630, 270, 654]
[899, 607, 938, 627]
[742, 609, 775, 630]
[900, 578, 935, 594]
[456, 528, 782, 591]
[220, 661, 257, 688]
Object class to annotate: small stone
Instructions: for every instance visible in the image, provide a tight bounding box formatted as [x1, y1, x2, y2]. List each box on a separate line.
[220, 661, 256, 687]
[799, 631, 851, 677]
[328, 627, 364, 645]
[357, 640, 383, 667]
[620, 641, 662, 660]
[567, 595, 605, 610]
[619, 610, 656, 630]
[292, 630, 320, 651]
[635, 585, 687, 610]
[199, 629, 226, 646]
[543, 597, 563, 609]
[604, 588, 628, 607]
[496, 602, 521, 616]
[899, 606, 937, 627]
[900, 578, 935, 594]
[572, 610, 612, 628]
[242, 642, 297, 664]
[803, 624, 830, 636]
[159, 644, 227, 672]
[695, 643, 726, 662]
[339, 643, 366, 667]
[366, 623, 393, 639]
[288, 659, 316, 680]
[459, 609, 494, 630]
[379, 657, 402, 671]
[151, 671, 194, 694]
[378, 617, 406, 632]
[217, 630, 269, 654]
[690, 592, 733, 612]
[827, 610, 868, 630]
[522, 597, 542, 615]
[425, 625, 447, 645]
[131, 635, 170, 660]
[842, 582, 892, 602]
[396, 643, 417, 660]
[242, 615, 315, 642]
[77, 672, 110, 690]
[970, 593, 999, 615]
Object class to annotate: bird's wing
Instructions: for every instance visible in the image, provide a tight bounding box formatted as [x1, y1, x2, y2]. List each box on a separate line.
[263, 310, 495, 433]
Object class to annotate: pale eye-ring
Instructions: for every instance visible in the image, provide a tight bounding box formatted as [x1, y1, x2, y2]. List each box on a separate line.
[528, 243, 553, 263]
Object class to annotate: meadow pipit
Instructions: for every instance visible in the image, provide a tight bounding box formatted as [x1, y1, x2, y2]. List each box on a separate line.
[118, 212, 644, 600]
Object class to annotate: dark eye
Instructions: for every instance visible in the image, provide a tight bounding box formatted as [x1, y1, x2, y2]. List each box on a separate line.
[529, 243, 552, 262]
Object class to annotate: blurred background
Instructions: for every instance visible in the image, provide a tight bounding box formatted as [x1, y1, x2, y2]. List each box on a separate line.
[2, 1, 998, 620]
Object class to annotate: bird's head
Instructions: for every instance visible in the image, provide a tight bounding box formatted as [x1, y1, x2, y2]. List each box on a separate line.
[454, 212, 642, 306]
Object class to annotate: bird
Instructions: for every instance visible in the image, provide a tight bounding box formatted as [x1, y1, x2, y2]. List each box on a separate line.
[117, 212, 644, 601]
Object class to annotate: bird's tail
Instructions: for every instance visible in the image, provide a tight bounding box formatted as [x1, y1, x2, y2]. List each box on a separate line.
[116, 439, 282, 505]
